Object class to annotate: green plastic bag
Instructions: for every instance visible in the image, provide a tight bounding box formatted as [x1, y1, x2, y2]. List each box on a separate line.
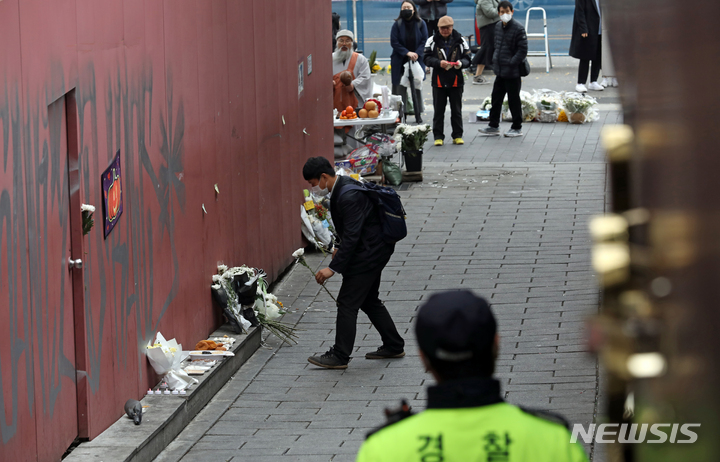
[383, 159, 402, 186]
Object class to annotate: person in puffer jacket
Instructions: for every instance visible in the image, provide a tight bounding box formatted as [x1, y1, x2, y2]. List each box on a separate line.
[423, 15, 471, 146]
[478, 1, 527, 138]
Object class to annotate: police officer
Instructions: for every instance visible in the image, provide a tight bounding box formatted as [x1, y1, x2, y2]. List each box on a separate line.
[356, 290, 589, 462]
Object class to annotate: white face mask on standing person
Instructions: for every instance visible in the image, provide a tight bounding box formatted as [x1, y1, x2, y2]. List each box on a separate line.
[500, 13, 513, 24]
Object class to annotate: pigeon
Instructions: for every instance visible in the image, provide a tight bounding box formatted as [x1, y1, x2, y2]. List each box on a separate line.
[124, 399, 143, 425]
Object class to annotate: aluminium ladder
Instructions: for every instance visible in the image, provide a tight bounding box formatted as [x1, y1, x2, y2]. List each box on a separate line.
[525, 7, 553, 73]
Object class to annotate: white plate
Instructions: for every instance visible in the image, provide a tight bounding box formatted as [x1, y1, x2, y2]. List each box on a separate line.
[189, 350, 234, 360]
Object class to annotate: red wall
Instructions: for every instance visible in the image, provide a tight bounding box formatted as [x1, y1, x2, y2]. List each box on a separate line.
[0, 0, 333, 460]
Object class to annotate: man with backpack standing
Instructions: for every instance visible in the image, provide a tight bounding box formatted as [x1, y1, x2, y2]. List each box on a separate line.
[478, 1, 528, 138]
[302, 157, 406, 369]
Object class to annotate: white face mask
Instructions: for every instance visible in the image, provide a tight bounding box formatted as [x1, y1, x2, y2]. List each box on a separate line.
[500, 13, 513, 23]
[312, 185, 329, 197]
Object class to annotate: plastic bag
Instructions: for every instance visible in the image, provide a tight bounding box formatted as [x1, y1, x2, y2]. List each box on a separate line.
[563, 92, 598, 124]
[538, 110, 557, 123]
[347, 146, 379, 175]
[382, 159, 402, 186]
[400, 60, 423, 90]
[366, 133, 397, 158]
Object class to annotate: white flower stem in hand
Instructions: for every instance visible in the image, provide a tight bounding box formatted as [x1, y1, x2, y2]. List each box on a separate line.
[293, 250, 337, 303]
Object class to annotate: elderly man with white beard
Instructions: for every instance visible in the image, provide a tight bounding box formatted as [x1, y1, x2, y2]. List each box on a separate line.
[332, 30, 373, 113]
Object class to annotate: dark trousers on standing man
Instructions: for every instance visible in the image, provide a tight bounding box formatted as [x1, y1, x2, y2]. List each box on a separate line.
[333, 269, 405, 363]
[424, 19, 439, 37]
[489, 76, 523, 131]
[432, 86, 464, 141]
[578, 36, 602, 84]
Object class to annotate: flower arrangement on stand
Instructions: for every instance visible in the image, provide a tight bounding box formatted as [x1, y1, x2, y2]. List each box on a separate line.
[211, 265, 298, 345]
[393, 123, 431, 172]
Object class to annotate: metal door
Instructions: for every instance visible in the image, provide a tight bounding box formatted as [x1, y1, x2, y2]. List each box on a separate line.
[30, 94, 79, 461]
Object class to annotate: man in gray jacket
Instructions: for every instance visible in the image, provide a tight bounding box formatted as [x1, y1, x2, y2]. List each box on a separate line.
[478, 1, 527, 138]
[415, 0, 454, 36]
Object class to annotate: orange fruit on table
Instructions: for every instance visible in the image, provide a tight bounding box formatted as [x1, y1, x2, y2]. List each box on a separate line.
[358, 108, 368, 118]
[341, 110, 347, 116]
[346, 106, 354, 114]
[365, 101, 377, 111]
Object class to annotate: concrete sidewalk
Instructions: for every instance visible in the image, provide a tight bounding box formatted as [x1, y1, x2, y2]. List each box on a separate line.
[152, 61, 616, 462]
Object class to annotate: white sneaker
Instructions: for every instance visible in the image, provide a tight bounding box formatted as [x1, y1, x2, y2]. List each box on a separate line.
[576, 84, 588, 93]
[588, 82, 604, 91]
[600, 77, 610, 87]
[612, 78, 619, 87]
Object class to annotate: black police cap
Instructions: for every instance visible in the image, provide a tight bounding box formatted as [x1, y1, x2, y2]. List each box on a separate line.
[415, 290, 496, 362]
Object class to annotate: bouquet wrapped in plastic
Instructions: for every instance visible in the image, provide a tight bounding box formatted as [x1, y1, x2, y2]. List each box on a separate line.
[502, 91, 538, 122]
[563, 92, 599, 124]
[146, 332, 198, 391]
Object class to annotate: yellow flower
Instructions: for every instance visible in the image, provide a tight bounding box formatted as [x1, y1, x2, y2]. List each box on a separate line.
[386, 65, 392, 71]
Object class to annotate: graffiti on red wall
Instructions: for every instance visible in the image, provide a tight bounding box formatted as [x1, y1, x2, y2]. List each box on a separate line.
[0, 60, 186, 442]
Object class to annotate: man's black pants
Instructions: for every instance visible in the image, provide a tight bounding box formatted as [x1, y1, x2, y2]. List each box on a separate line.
[432, 86, 464, 141]
[489, 76, 523, 131]
[333, 269, 404, 363]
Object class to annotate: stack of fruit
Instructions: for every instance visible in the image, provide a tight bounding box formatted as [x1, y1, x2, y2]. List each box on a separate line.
[358, 99, 381, 119]
[338, 106, 357, 120]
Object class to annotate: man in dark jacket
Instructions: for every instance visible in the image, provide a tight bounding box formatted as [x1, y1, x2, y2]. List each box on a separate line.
[303, 157, 405, 369]
[423, 16, 471, 146]
[478, 1, 527, 138]
[415, 0, 454, 36]
[569, 0, 602, 92]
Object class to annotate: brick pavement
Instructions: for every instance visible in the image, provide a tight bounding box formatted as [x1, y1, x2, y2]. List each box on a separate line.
[155, 112, 615, 461]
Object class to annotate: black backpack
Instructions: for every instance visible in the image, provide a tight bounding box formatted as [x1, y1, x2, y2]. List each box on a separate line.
[338, 182, 408, 244]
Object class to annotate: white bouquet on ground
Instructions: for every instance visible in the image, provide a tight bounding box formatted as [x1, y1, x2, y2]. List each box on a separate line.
[502, 91, 538, 122]
[146, 332, 198, 391]
[563, 92, 599, 124]
[533, 89, 564, 123]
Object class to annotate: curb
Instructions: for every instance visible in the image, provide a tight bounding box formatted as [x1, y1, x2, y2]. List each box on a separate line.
[64, 325, 261, 462]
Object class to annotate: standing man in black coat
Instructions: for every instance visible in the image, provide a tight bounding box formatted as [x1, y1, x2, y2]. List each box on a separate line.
[303, 157, 405, 369]
[415, 0, 454, 36]
[423, 15, 471, 146]
[478, 1, 528, 138]
[569, 0, 603, 92]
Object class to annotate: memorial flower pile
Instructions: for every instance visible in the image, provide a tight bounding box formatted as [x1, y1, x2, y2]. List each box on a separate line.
[211, 265, 298, 345]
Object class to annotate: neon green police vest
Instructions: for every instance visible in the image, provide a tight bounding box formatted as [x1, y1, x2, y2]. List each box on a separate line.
[357, 402, 588, 462]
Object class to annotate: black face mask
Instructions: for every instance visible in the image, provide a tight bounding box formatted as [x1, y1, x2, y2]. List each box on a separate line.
[401, 10, 413, 20]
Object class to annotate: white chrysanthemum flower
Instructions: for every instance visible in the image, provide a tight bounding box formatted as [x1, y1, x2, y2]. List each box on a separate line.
[265, 303, 282, 321]
[211, 283, 221, 290]
[292, 248, 305, 258]
[212, 274, 222, 283]
[217, 264, 228, 274]
[81, 204, 95, 213]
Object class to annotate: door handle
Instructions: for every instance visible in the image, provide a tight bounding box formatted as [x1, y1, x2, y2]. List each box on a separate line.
[68, 257, 83, 270]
